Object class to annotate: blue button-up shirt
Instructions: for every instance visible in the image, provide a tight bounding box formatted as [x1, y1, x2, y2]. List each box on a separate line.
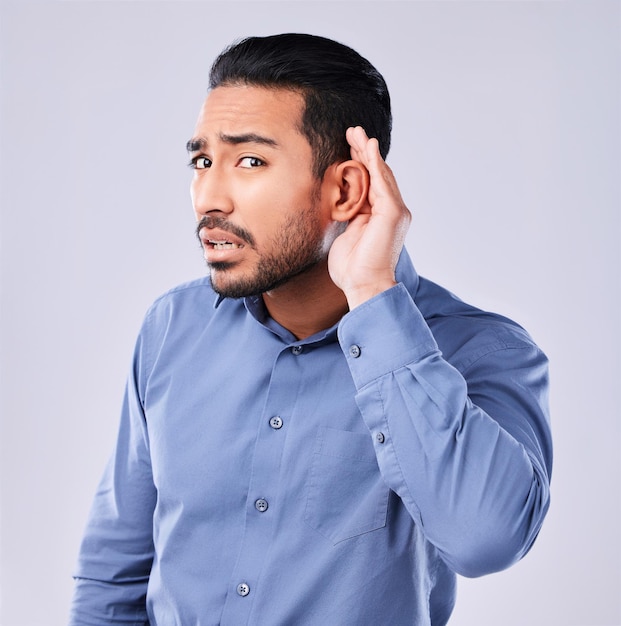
[70, 250, 552, 625]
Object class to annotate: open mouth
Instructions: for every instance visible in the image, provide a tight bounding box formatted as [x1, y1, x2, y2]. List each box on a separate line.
[208, 239, 243, 250]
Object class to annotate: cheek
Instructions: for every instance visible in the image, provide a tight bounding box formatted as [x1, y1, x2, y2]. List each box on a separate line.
[238, 177, 310, 222]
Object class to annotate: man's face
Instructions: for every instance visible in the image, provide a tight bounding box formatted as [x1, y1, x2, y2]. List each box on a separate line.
[189, 84, 335, 298]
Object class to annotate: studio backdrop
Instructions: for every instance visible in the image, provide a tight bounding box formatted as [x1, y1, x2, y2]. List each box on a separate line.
[0, 1, 619, 625]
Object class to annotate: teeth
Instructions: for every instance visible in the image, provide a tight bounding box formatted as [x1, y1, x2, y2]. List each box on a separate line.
[209, 240, 241, 250]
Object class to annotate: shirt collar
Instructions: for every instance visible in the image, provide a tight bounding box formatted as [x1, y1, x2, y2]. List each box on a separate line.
[212, 247, 420, 340]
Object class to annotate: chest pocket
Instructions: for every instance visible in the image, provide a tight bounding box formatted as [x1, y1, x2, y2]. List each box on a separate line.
[304, 426, 389, 545]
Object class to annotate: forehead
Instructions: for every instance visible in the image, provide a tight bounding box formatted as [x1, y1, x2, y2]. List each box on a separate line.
[193, 85, 306, 141]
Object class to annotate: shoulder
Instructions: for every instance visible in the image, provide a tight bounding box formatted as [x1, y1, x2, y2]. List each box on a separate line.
[151, 275, 215, 307]
[135, 276, 228, 349]
[414, 276, 546, 373]
[133, 277, 248, 380]
[145, 276, 217, 323]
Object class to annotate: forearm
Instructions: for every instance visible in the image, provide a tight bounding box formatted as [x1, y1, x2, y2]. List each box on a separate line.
[69, 577, 149, 626]
[339, 284, 552, 577]
[71, 354, 156, 622]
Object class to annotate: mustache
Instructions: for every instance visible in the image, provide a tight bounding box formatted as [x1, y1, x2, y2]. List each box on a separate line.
[195, 215, 255, 247]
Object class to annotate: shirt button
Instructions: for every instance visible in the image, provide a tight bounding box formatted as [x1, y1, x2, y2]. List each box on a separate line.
[237, 582, 250, 597]
[291, 345, 303, 355]
[269, 416, 283, 429]
[376, 432, 385, 444]
[255, 498, 269, 513]
[349, 344, 361, 358]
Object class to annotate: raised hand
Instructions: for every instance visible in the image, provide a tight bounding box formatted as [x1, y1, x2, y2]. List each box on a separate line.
[328, 126, 412, 309]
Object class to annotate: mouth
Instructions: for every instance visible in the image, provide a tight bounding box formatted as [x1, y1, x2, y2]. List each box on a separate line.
[196, 216, 255, 253]
[199, 227, 247, 251]
[207, 239, 244, 250]
[198, 228, 248, 266]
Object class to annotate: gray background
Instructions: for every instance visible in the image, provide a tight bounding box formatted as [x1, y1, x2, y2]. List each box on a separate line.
[1, 1, 619, 624]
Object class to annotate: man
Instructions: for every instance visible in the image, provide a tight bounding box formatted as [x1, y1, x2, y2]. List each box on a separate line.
[70, 34, 552, 625]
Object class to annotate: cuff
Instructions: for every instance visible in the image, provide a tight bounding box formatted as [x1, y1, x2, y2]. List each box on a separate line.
[337, 283, 439, 389]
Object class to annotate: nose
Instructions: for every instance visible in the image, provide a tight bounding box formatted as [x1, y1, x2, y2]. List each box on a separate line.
[191, 168, 234, 217]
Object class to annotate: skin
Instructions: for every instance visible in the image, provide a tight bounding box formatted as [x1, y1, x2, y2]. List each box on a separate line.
[188, 84, 411, 339]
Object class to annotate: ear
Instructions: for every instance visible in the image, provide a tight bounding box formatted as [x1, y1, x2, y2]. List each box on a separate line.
[323, 160, 370, 222]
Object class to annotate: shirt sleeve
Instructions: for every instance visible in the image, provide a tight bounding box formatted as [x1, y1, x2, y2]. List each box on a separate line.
[337, 283, 552, 578]
[69, 324, 156, 625]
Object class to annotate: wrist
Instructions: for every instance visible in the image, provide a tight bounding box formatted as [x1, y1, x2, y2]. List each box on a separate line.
[344, 280, 398, 310]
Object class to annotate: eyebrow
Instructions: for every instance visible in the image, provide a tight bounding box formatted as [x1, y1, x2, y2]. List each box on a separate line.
[186, 133, 279, 153]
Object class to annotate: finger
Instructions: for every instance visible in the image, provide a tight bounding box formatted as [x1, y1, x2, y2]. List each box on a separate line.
[346, 127, 407, 212]
[346, 126, 371, 163]
[347, 127, 388, 180]
[346, 127, 364, 163]
[346, 128, 388, 197]
[351, 131, 397, 199]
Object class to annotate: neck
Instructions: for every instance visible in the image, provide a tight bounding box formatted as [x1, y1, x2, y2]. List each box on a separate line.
[261, 261, 349, 340]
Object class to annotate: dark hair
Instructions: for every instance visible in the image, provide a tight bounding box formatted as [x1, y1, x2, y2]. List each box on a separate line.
[209, 33, 392, 178]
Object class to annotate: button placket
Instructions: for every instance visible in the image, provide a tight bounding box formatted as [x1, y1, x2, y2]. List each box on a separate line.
[222, 347, 301, 623]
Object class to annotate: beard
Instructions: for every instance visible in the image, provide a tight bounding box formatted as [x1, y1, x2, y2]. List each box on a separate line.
[197, 199, 329, 299]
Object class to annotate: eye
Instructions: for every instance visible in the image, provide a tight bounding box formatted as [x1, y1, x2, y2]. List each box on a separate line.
[191, 156, 212, 169]
[239, 156, 265, 169]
